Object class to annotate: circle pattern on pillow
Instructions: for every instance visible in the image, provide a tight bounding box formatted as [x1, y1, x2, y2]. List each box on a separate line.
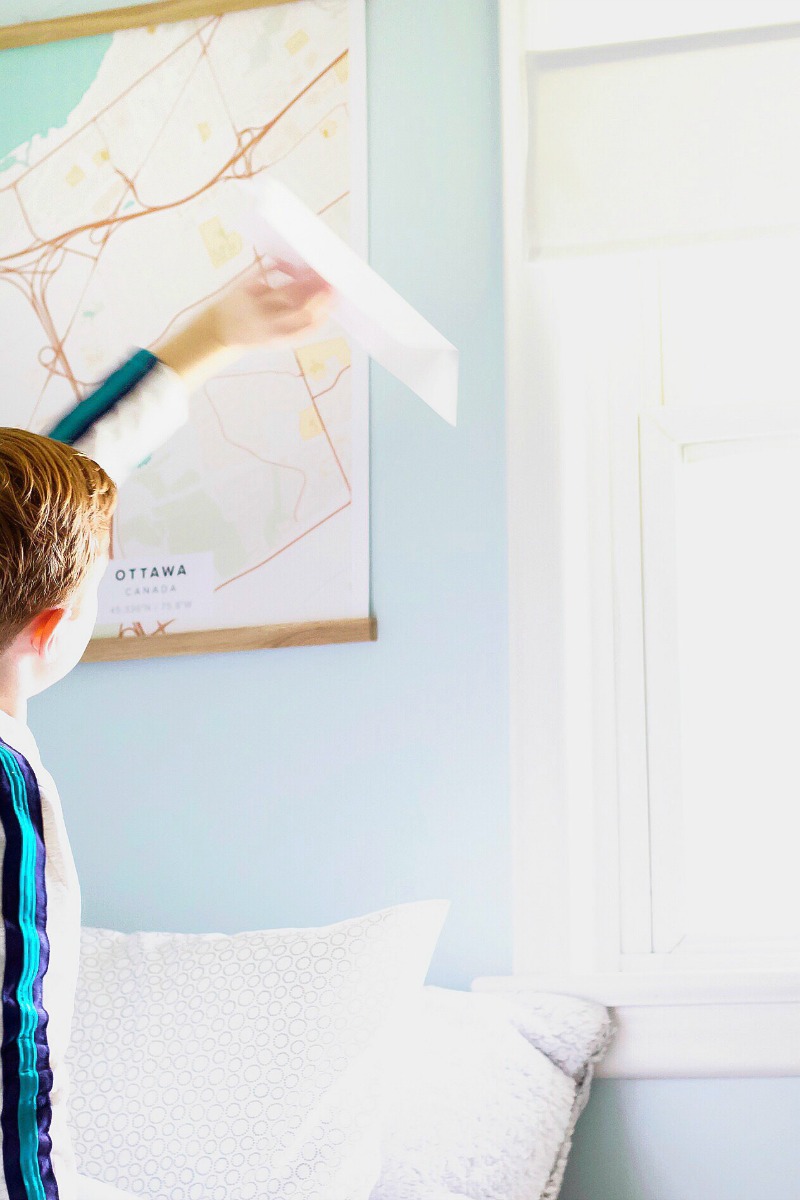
[67, 903, 446, 1200]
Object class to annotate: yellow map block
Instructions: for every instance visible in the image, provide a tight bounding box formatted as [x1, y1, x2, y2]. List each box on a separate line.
[199, 217, 243, 269]
[295, 337, 350, 380]
[66, 165, 84, 187]
[321, 119, 338, 139]
[285, 30, 309, 55]
[93, 148, 110, 166]
[335, 55, 349, 83]
[93, 186, 122, 217]
[299, 406, 323, 440]
[197, 122, 212, 143]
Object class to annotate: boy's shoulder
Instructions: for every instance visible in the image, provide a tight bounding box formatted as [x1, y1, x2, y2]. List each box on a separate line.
[0, 711, 43, 781]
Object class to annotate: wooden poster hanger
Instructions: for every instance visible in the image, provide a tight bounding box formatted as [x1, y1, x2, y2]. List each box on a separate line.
[0, 0, 302, 51]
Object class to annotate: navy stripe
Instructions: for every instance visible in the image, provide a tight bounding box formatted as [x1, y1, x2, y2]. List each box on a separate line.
[1, 756, 26, 1200]
[47, 349, 158, 447]
[0, 739, 58, 1200]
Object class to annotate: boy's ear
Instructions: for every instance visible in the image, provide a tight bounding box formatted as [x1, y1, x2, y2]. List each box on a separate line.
[28, 608, 72, 660]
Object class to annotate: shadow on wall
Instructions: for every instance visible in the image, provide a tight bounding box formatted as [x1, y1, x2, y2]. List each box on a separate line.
[560, 1077, 800, 1200]
[559, 1081, 645, 1200]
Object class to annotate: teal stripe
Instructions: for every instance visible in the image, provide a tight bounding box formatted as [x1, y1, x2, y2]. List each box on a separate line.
[47, 348, 158, 446]
[0, 748, 46, 1200]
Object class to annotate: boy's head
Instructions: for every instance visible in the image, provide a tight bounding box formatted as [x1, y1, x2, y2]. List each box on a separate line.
[0, 430, 117, 698]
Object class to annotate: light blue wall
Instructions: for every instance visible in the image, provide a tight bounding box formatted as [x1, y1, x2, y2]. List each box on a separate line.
[9, 1, 800, 1197]
[561, 1077, 800, 1200]
[28, 0, 511, 992]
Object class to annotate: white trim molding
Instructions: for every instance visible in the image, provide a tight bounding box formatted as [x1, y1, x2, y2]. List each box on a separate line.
[500, 0, 574, 975]
[500, 0, 800, 1078]
[525, 0, 800, 53]
[474, 973, 800, 1078]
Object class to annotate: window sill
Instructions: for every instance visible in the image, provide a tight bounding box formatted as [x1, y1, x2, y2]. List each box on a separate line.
[473, 973, 800, 1078]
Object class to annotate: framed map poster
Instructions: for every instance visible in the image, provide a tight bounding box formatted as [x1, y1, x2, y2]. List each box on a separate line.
[0, 0, 374, 661]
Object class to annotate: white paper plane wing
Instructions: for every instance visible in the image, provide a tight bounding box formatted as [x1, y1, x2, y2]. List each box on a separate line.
[237, 178, 458, 426]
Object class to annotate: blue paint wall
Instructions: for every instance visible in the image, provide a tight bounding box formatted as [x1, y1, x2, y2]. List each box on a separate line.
[8, 1, 799, 1197]
[561, 1077, 800, 1200]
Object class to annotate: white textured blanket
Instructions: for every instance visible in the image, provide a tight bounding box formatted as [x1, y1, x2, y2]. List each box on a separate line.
[370, 987, 613, 1200]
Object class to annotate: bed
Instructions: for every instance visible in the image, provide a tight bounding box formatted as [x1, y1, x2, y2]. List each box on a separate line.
[66, 910, 612, 1200]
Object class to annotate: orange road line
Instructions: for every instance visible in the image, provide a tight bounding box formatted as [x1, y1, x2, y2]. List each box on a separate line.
[214, 500, 351, 592]
[294, 350, 351, 494]
[205, 387, 309, 521]
[310, 361, 350, 403]
[0, 49, 347, 266]
[318, 189, 348, 216]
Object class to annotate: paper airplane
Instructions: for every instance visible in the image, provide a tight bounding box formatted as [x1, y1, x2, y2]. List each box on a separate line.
[237, 178, 458, 426]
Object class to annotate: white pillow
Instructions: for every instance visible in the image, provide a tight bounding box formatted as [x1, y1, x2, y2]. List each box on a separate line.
[67, 902, 448, 1200]
[370, 987, 609, 1200]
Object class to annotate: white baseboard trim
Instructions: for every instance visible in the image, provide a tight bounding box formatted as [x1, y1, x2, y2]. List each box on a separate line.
[599, 1000, 800, 1078]
[474, 975, 800, 1078]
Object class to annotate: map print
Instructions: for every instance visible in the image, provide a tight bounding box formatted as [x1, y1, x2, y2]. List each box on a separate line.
[0, 0, 368, 646]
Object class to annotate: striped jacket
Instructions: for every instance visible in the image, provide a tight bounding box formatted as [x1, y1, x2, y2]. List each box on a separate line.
[0, 353, 187, 1200]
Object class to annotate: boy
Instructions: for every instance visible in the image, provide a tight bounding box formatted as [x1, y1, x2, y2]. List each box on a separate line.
[0, 264, 332, 1200]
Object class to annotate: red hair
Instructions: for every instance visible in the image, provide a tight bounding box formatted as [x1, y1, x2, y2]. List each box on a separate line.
[0, 429, 117, 650]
